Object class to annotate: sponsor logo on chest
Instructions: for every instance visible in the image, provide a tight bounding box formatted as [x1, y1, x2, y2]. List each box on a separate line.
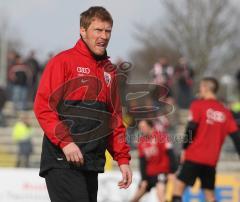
[77, 66, 90, 75]
[206, 108, 226, 124]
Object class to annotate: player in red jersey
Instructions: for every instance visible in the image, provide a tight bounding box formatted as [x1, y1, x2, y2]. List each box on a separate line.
[131, 120, 177, 202]
[172, 77, 240, 202]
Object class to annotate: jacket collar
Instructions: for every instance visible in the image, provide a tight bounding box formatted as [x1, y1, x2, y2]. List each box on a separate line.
[74, 38, 109, 61]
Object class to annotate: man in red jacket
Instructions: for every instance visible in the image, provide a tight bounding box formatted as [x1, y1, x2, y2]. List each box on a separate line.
[34, 6, 132, 202]
[172, 77, 240, 202]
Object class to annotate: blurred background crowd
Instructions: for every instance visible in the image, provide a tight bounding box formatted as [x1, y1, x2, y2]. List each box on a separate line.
[0, 50, 239, 170]
[0, 49, 53, 167]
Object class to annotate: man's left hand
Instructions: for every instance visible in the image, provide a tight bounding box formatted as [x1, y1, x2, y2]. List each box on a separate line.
[118, 164, 132, 189]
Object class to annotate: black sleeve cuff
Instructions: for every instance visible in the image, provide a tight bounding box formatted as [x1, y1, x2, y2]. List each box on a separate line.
[182, 121, 198, 149]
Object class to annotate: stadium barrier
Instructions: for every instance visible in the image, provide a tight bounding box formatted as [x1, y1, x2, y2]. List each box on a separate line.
[0, 168, 239, 202]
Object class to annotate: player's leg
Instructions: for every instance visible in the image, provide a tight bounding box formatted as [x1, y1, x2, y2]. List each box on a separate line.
[204, 189, 216, 202]
[172, 161, 199, 202]
[45, 168, 89, 202]
[130, 180, 148, 202]
[200, 165, 216, 202]
[84, 171, 98, 202]
[155, 173, 168, 202]
[172, 179, 186, 202]
[156, 182, 165, 202]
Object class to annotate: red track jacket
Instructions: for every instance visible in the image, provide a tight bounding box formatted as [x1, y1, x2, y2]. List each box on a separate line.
[34, 39, 130, 176]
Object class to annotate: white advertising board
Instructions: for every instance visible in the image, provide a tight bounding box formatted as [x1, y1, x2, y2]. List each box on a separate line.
[0, 168, 157, 202]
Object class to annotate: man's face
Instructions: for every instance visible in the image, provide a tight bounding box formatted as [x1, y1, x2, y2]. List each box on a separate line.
[138, 121, 151, 136]
[80, 18, 112, 56]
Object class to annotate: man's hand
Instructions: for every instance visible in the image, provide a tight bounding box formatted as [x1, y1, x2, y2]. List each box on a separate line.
[62, 142, 84, 165]
[118, 164, 132, 189]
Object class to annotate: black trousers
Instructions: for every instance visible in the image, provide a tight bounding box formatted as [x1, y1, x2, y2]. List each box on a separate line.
[45, 168, 98, 202]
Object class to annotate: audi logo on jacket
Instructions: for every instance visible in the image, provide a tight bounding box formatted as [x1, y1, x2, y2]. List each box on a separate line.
[34, 39, 131, 177]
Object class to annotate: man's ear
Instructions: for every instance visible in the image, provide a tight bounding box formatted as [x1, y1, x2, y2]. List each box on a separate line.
[80, 27, 86, 39]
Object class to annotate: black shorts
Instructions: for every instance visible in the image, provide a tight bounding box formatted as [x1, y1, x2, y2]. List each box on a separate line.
[177, 160, 216, 190]
[142, 173, 168, 192]
[45, 168, 98, 202]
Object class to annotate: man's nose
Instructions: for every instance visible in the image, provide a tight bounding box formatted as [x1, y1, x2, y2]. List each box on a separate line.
[101, 31, 108, 40]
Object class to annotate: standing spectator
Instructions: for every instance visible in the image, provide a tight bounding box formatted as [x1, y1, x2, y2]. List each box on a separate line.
[151, 57, 174, 87]
[7, 50, 18, 68]
[26, 50, 40, 100]
[150, 57, 175, 112]
[6, 50, 18, 100]
[174, 57, 194, 109]
[12, 115, 33, 167]
[9, 55, 32, 110]
[0, 87, 7, 126]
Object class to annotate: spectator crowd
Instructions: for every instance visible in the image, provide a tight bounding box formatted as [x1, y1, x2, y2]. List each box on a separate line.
[0, 50, 53, 126]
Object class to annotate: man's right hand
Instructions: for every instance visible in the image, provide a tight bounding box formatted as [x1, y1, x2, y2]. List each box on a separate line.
[62, 142, 84, 165]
